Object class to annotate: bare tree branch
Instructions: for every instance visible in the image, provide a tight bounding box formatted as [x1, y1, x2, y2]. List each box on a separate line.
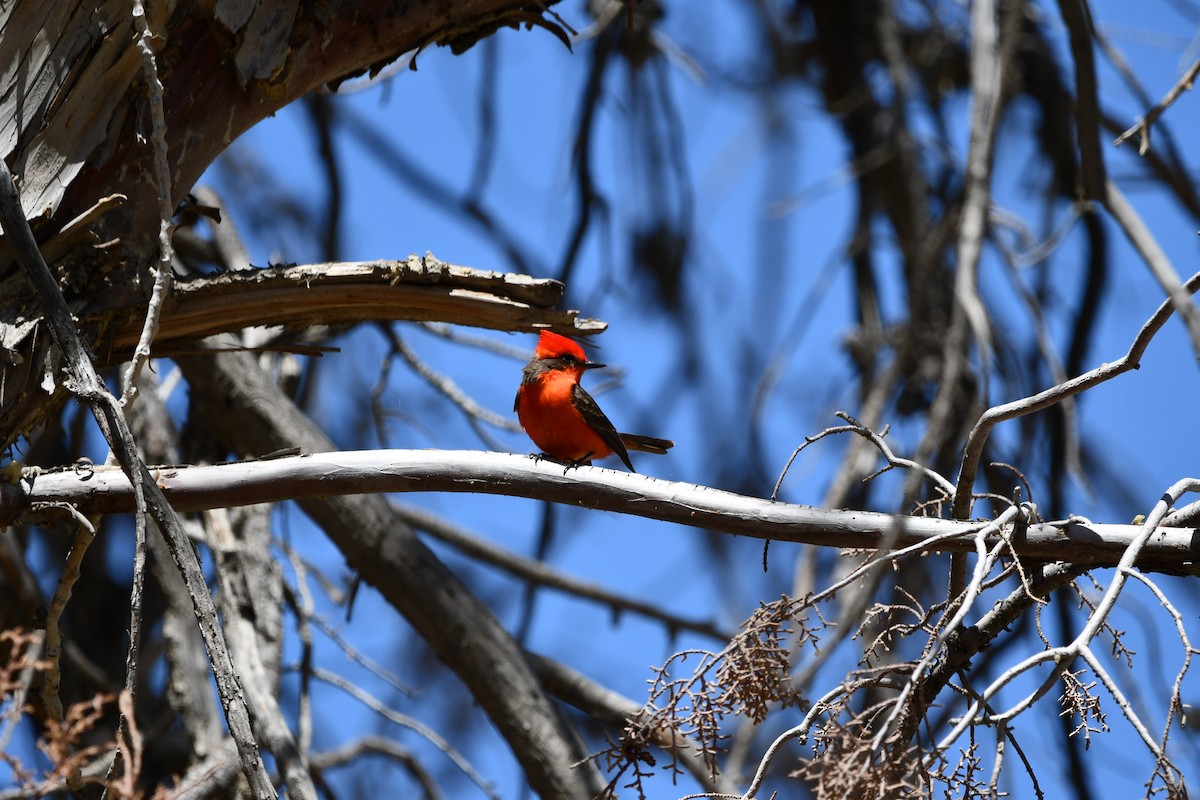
[0, 157, 276, 798]
[1, 255, 602, 450]
[309, 736, 444, 799]
[1101, 181, 1200, 360]
[396, 502, 733, 640]
[311, 667, 498, 799]
[528, 651, 736, 795]
[1055, 0, 1107, 199]
[1114, 56, 1200, 155]
[7, 450, 1198, 575]
[209, 507, 316, 800]
[119, 0, 176, 408]
[953, 270, 1200, 519]
[39, 508, 97, 793]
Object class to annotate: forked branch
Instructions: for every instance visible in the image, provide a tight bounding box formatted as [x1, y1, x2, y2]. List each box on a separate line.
[953, 270, 1200, 519]
[1114, 56, 1200, 155]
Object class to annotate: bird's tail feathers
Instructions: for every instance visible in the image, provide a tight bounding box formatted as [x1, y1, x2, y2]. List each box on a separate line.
[620, 433, 674, 455]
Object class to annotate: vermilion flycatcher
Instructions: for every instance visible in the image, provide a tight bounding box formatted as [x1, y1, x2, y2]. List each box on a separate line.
[515, 330, 674, 471]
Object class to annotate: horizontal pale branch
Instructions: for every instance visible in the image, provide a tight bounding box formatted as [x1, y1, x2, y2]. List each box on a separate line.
[98, 254, 604, 356]
[0, 253, 601, 448]
[5, 450, 1197, 575]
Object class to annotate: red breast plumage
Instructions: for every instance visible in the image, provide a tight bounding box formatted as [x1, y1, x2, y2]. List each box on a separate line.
[514, 331, 673, 472]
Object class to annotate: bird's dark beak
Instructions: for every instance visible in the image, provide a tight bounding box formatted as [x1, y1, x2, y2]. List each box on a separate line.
[582, 360, 606, 370]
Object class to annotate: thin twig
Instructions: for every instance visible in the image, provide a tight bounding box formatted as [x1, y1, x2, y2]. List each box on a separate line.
[774, 413, 955, 502]
[931, 479, 1199, 796]
[121, 0, 176, 407]
[528, 651, 735, 795]
[0, 121, 275, 800]
[419, 322, 529, 360]
[1102, 180, 1200, 360]
[1124, 568, 1197, 763]
[1114, 56, 1200, 155]
[396, 502, 732, 641]
[37, 193, 128, 266]
[952, 0, 1004, 370]
[292, 599, 415, 698]
[869, 505, 1026, 752]
[310, 736, 444, 800]
[310, 667, 499, 800]
[109, 10, 173, 781]
[40, 506, 97, 793]
[991, 239, 1084, 488]
[0, 630, 44, 753]
[112, 690, 144, 798]
[284, 544, 317, 761]
[384, 326, 520, 435]
[740, 681, 864, 798]
[209, 507, 316, 800]
[954, 270, 1200, 519]
[1078, 647, 1173, 776]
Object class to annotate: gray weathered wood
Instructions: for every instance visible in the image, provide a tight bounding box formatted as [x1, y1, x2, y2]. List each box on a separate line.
[7, 449, 1198, 576]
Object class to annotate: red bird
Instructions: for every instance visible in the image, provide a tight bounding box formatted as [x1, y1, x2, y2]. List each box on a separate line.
[515, 331, 673, 471]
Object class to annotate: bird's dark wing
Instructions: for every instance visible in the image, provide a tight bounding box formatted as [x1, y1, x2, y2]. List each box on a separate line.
[571, 383, 635, 472]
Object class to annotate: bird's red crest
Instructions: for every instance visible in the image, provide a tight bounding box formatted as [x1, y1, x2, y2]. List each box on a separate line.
[534, 330, 588, 361]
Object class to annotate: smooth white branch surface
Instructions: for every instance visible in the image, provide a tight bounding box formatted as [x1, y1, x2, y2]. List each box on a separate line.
[5, 450, 1196, 574]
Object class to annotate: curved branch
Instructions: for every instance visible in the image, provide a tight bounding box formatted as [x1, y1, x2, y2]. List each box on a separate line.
[1, 255, 602, 449]
[1114, 56, 1200, 155]
[109, 256, 601, 351]
[1102, 182, 1200, 360]
[953, 270, 1200, 518]
[396, 503, 733, 641]
[7, 450, 1198, 575]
